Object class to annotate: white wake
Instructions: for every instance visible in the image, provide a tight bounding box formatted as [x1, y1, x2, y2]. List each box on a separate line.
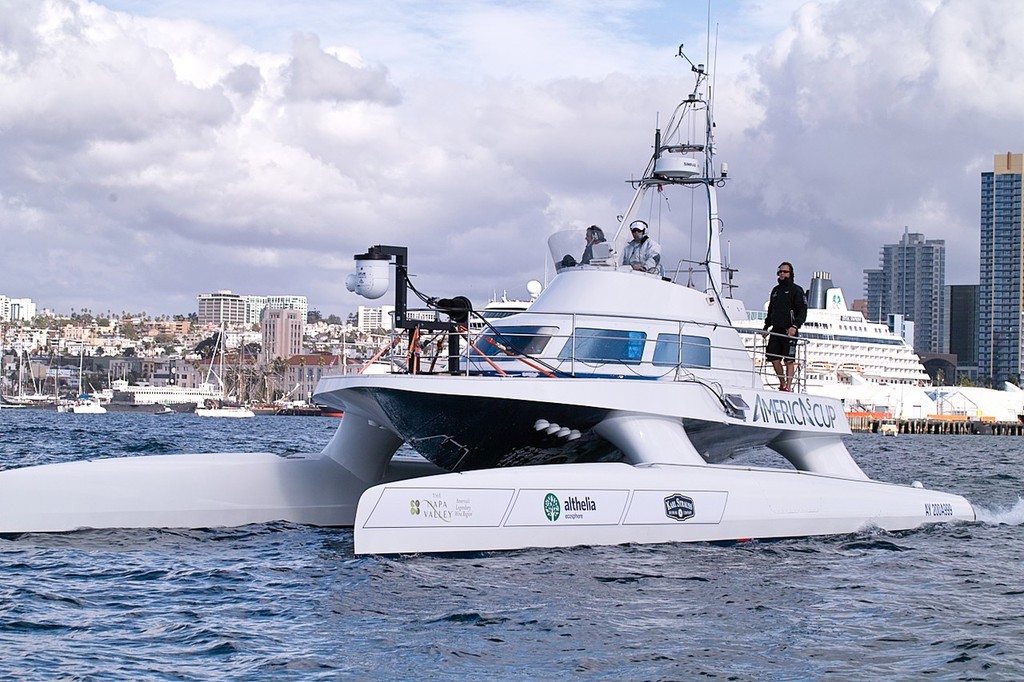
[972, 496, 1024, 525]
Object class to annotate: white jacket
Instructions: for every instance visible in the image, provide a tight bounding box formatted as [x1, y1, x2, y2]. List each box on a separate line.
[622, 236, 661, 274]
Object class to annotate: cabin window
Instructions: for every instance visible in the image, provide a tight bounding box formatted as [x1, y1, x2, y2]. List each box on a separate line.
[472, 326, 556, 357]
[559, 328, 646, 364]
[652, 334, 711, 368]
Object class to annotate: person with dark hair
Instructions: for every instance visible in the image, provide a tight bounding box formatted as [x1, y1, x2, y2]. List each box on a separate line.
[581, 225, 606, 264]
[622, 220, 661, 273]
[761, 261, 807, 391]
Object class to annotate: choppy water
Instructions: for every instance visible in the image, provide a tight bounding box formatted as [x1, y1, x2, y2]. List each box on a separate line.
[1, 410, 1022, 680]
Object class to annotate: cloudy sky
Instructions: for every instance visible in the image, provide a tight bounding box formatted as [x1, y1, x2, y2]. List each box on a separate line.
[1, 0, 1019, 319]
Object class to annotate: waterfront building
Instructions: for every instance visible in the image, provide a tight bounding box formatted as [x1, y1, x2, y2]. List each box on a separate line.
[284, 354, 343, 404]
[863, 228, 946, 353]
[979, 152, 1024, 386]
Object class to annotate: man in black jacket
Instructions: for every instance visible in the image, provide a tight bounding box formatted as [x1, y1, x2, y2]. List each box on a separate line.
[762, 262, 807, 391]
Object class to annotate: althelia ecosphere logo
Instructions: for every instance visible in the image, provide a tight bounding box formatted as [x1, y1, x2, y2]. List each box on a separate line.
[543, 493, 560, 521]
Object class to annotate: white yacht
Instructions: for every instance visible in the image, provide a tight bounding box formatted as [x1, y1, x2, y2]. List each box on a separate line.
[195, 402, 256, 418]
[56, 397, 107, 414]
[468, 282, 543, 333]
[0, 44, 973, 549]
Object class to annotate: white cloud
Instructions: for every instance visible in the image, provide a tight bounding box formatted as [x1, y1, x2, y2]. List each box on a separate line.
[0, 0, 1017, 320]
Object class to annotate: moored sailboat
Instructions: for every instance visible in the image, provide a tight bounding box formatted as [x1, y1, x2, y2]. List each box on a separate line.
[195, 326, 254, 418]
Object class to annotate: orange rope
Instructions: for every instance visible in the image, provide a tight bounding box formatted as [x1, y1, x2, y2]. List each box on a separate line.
[359, 334, 401, 374]
[407, 327, 420, 374]
[481, 336, 556, 378]
[428, 335, 445, 373]
[466, 337, 508, 376]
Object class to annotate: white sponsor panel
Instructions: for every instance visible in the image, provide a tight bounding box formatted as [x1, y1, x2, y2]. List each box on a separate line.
[504, 489, 629, 526]
[362, 487, 514, 528]
[623, 490, 729, 525]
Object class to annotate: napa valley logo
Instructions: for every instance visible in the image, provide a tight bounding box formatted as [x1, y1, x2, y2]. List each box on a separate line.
[664, 493, 695, 521]
[543, 493, 560, 521]
[409, 496, 453, 523]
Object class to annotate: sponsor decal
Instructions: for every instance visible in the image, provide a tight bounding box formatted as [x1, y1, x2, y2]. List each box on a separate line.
[543, 494, 598, 521]
[562, 495, 596, 521]
[509, 490, 626, 526]
[366, 488, 512, 528]
[543, 493, 561, 521]
[664, 493, 695, 521]
[408, 493, 457, 523]
[752, 394, 838, 429]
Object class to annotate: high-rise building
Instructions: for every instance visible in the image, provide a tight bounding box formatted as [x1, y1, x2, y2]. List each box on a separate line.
[946, 284, 979, 380]
[979, 152, 1024, 386]
[0, 296, 36, 322]
[863, 229, 945, 353]
[261, 308, 305, 364]
[244, 295, 309, 326]
[197, 290, 246, 327]
[862, 269, 885, 322]
[357, 305, 395, 333]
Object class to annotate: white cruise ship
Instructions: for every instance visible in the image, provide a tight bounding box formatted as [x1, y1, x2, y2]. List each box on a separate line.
[109, 378, 219, 411]
[732, 272, 930, 391]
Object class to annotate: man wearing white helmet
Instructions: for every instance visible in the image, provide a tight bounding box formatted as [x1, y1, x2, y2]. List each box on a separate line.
[622, 220, 661, 274]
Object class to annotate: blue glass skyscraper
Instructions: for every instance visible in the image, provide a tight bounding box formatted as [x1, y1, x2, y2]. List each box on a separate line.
[979, 152, 1024, 387]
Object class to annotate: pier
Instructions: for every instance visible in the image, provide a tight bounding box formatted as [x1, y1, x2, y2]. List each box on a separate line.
[847, 411, 1024, 436]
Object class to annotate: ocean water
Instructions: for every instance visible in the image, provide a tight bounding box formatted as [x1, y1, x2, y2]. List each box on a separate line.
[1, 410, 1022, 681]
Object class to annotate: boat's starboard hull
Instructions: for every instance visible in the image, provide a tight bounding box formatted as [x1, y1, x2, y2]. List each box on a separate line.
[353, 461, 975, 555]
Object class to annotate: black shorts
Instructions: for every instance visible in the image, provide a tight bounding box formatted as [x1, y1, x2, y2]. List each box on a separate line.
[766, 330, 798, 361]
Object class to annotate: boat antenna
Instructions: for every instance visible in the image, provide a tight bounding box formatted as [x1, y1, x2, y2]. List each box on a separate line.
[676, 43, 704, 77]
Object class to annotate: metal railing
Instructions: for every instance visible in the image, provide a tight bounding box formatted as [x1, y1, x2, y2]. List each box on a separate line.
[360, 308, 809, 393]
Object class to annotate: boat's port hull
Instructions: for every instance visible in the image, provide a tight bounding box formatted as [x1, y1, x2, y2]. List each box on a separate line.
[353, 461, 975, 555]
[0, 452, 443, 534]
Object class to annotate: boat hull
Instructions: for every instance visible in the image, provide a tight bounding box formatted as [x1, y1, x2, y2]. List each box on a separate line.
[0, 451, 444, 534]
[195, 407, 256, 418]
[354, 461, 975, 555]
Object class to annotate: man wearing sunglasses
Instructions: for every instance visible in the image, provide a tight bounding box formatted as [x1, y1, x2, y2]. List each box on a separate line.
[761, 262, 807, 391]
[622, 220, 661, 274]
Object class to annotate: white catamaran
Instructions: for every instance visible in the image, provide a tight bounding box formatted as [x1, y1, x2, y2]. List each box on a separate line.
[0, 44, 973, 552]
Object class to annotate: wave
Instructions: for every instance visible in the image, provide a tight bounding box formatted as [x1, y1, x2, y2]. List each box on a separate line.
[973, 496, 1024, 525]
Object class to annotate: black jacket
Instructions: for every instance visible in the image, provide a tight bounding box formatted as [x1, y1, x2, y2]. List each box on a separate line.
[764, 280, 808, 332]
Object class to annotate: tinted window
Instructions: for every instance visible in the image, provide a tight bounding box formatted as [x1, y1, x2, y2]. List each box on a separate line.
[559, 328, 646, 364]
[653, 334, 711, 367]
[473, 326, 556, 357]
